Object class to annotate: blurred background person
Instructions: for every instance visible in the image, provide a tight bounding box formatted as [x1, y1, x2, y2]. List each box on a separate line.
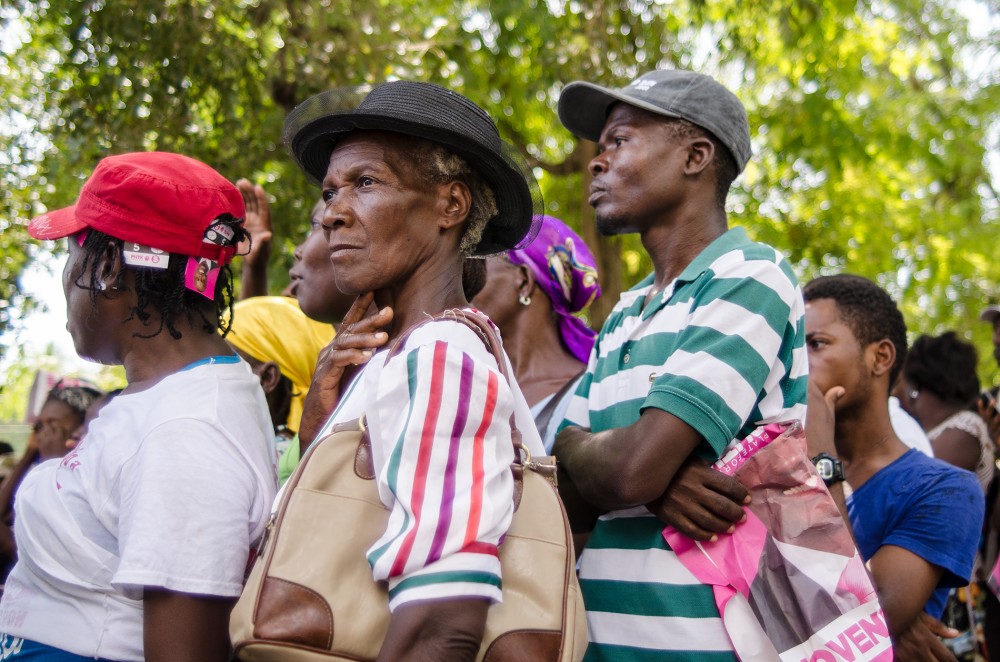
[888, 393, 934, 456]
[978, 304, 1000, 447]
[473, 214, 600, 451]
[235, 178, 274, 299]
[0, 382, 103, 582]
[235, 178, 356, 318]
[226, 295, 332, 457]
[896, 330, 995, 659]
[27, 382, 102, 460]
[0, 443, 15, 482]
[286, 197, 356, 320]
[897, 331, 994, 491]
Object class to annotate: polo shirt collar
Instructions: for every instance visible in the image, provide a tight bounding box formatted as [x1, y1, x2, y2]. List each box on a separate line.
[674, 226, 751, 284]
[637, 226, 751, 319]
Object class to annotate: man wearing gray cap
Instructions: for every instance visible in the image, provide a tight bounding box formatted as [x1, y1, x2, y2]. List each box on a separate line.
[553, 70, 810, 659]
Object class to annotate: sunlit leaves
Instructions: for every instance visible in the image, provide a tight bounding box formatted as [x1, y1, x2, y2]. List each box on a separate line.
[0, 0, 997, 376]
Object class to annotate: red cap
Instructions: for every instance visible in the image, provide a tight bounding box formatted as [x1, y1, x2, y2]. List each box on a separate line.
[28, 152, 246, 265]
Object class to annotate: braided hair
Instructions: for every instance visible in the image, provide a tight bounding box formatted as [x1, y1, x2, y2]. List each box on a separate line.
[75, 227, 246, 339]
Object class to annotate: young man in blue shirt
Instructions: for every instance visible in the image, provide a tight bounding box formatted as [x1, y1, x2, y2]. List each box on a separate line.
[804, 274, 984, 659]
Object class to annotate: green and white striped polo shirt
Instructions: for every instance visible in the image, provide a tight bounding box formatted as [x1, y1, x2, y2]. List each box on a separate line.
[563, 227, 808, 661]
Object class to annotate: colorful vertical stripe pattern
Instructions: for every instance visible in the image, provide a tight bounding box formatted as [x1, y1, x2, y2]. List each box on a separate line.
[335, 320, 518, 611]
[562, 228, 809, 660]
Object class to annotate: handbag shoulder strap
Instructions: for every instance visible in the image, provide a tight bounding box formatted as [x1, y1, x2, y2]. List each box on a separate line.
[384, 309, 523, 460]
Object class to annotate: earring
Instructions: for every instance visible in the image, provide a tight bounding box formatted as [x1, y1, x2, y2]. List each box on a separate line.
[909, 389, 919, 400]
[519, 295, 531, 306]
[98, 281, 107, 291]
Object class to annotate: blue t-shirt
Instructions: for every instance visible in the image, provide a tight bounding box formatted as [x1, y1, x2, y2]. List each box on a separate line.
[847, 449, 984, 618]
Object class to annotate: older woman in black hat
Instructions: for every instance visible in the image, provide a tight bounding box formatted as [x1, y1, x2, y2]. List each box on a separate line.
[287, 82, 546, 659]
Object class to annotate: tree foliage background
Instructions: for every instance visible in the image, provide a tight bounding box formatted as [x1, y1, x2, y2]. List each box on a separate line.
[1, 0, 998, 383]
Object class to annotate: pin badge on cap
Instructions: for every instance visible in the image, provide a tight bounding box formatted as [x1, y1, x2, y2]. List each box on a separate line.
[184, 215, 241, 299]
[76, 229, 169, 271]
[123, 243, 168, 270]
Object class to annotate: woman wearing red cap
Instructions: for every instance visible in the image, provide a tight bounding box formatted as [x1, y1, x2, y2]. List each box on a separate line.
[0, 152, 278, 661]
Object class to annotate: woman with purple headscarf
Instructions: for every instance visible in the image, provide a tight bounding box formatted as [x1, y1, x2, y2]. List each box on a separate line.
[474, 215, 601, 451]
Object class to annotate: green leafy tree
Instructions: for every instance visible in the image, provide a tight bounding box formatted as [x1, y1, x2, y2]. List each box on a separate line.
[1, 0, 997, 377]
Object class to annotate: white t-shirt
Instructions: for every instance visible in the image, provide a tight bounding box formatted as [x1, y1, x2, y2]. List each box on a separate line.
[0, 360, 277, 661]
[888, 396, 934, 457]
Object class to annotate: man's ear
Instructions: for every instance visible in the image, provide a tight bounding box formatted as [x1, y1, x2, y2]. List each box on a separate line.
[258, 361, 283, 394]
[438, 180, 472, 231]
[684, 136, 715, 176]
[870, 339, 897, 379]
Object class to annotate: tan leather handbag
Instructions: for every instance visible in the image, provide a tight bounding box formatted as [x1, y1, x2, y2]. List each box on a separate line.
[230, 310, 588, 661]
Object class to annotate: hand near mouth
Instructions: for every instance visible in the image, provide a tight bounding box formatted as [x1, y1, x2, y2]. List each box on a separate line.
[298, 292, 393, 448]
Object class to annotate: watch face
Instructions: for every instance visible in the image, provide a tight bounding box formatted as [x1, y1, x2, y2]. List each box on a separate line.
[815, 458, 835, 480]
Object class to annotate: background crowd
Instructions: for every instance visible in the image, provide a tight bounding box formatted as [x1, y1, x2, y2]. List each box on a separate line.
[0, 65, 997, 662]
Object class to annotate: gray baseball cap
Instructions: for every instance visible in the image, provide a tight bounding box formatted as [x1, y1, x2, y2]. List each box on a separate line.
[558, 69, 752, 173]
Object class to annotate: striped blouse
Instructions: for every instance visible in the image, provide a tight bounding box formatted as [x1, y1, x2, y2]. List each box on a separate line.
[317, 312, 545, 610]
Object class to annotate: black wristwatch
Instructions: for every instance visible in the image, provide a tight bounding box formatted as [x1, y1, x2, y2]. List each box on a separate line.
[812, 452, 845, 487]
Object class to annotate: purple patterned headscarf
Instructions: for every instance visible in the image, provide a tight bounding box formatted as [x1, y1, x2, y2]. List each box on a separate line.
[508, 215, 601, 363]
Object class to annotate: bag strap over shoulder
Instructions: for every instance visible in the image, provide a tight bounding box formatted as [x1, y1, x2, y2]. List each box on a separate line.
[383, 308, 525, 463]
[385, 309, 508, 379]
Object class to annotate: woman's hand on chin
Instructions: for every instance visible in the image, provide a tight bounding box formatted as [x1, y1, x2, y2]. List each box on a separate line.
[298, 292, 393, 446]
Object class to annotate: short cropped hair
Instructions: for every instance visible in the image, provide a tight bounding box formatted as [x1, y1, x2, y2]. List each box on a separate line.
[903, 332, 980, 406]
[393, 135, 498, 257]
[803, 274, 909, 389]
[663, 118, 739, 209]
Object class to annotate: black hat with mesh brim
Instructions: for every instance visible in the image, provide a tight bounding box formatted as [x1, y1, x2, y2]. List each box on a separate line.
[284, 81, 542, 256]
